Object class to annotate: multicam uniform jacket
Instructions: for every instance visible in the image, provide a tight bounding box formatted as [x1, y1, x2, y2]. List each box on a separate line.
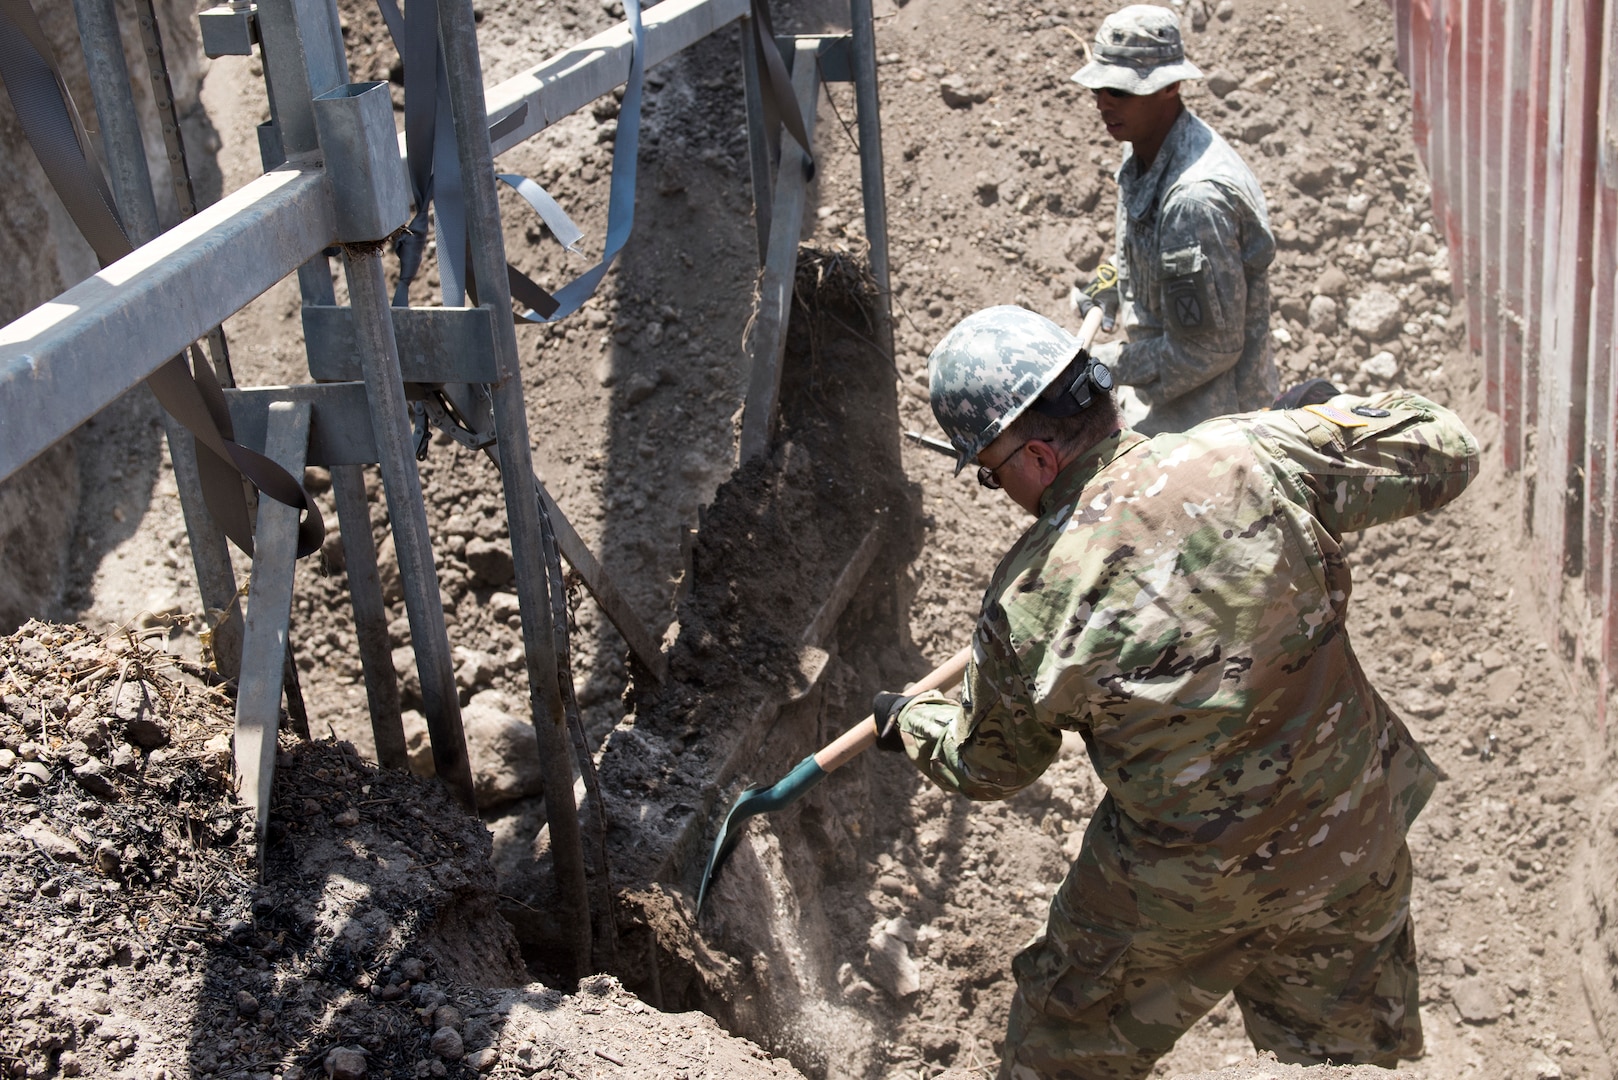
[897, 391, 1479, 933]
[1099, 108, 1277, 435]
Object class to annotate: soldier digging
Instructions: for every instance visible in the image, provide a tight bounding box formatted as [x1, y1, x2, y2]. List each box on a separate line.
[872, 304, 1480, 1078]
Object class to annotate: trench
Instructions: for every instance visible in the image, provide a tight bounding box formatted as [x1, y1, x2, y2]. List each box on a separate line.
[485, 249, 942, 1077]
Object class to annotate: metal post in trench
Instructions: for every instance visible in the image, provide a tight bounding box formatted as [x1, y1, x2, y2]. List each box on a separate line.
[69, 0, 246, 679]
[293, 261, 408, 771]
[848, 0, 895, 363]
[342, 248, 477, 813]
[437, 0, 594, 976]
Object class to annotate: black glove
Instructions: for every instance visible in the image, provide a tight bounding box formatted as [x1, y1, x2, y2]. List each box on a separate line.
[872, 691, 914, 752]
[1072, 262, 1120, 331]
[1270, 378, 1342, 411]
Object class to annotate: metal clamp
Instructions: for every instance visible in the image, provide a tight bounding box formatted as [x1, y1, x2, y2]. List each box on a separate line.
[199, 3, 258, 58]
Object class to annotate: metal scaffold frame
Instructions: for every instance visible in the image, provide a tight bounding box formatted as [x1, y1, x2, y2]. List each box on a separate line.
[0, 0, 892, 975]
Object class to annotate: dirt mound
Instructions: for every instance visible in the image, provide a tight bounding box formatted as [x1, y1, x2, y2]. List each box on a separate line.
[0, 623, 800, 1080]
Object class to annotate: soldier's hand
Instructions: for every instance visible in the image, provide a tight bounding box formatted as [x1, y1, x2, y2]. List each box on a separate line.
[872, 691, 913, 752]
[1271, 378, 1342, 411]
[1070, 263, 1120, 331]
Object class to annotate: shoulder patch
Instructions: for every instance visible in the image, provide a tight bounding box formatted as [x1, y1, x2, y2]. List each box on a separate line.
[1302, 403, 1369, 428]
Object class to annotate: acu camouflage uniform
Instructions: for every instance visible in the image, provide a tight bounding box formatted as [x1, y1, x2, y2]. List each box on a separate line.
[1094, 108, 1278, 436]
[895, 391, 1479, 1078]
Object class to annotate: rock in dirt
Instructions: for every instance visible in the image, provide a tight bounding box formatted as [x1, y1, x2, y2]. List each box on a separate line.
[866, 917, 922, 998]
[1307, 295, 1339, 333]
[462, 689, 545, 809]
[1527, 1051, 1564, 1079]
[1346, 290, 1404, 340]
[1360, 351, 1400, 381]
[1451, 976, 1503, 1023]
[430, 1026, 465, 1060]
[122, 713, 169, 749]
[1206, 69, 1241, 97]
[323, 1045, 368, 1078]
[939, 73, 985, 107]
[72, 757, 119, 799]
[1288, 157, 1336, 195]
[1313, 266, 1351, 295]
[18, 821, 83, 862]
[464, 538, 515, 587]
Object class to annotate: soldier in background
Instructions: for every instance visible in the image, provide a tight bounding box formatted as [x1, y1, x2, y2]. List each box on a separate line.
[873, 306, 1479, 1078]
[1071, 5, 1278, 435]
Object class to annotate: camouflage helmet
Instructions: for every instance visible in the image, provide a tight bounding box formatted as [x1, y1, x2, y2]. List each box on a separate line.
[927, 305, 1087, 474]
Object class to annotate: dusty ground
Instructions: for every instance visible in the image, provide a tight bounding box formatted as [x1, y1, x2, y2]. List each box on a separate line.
[10, 0, 1613, 1077]
[0, 622, 806, 1080]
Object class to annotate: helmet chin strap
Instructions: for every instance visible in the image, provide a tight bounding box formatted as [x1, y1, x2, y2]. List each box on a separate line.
[1031, 351, 1115, 418]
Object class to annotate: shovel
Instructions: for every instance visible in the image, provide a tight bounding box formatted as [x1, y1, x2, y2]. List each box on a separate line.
[697, 644, 972, 912]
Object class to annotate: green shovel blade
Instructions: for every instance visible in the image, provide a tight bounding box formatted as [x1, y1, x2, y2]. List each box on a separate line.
[697, 753, 827, 913]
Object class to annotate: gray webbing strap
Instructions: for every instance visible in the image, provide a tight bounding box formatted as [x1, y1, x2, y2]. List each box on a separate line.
[0, 0, 323, 558]
[748, 0, 814, 178]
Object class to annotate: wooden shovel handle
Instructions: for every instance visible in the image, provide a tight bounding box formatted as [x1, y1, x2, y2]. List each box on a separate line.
[814, 645, 973, 773]
[1076, 302, 1105, 351]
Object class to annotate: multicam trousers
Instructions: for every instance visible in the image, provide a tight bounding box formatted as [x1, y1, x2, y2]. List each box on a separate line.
[1001, 844, 1423, 1080]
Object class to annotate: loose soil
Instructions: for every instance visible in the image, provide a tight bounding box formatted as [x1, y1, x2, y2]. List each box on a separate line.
[6, 0, 1612, 1077]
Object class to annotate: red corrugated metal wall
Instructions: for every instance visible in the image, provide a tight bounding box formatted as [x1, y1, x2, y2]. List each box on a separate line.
[1392, 0, 1618, 727]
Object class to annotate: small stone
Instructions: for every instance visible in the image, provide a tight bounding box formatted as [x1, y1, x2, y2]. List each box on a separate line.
[19, 822, 83, 862]
[333, 808, 361, 827]
[1307, 295, 1339, 333]
[72, 758, 119, 799]
[1276, 296, 1309, 324]
[1207, 69, 1241, 97]
[66, 715, 110, 752]
[1451, 976, 1502, 1023]
[938, 73, 979, 108]
[487, 592, 521, 625]
[433, 1005, 463, 1030]
[1215, 0, 1233, 19]
[324, 1046, 369, 1079]
[1242, 69, 1278, 92]
[462, 691, 545, 809]
[123, 716, 169, 750]
[1360, 351, 1400, 381]
[464, 538, 515, 587]
[865, 921, 922, 998]
[95, 842, 122, 878]
[58, 1051, 81, 1077]
[399, 957, 427, 982]
[1240, 118, 1278, 143]
[464, 1048, 499, 1073]
[236, 991, 260, 1016]
[1288, 158, 1336, 195]
[430, 1027, 464, 1061]
[1345, 290, 1404, 341]
[0, 748, 14, 770]
[1528, 1051, 1563, 1079]
[1312, 268, 1349, 296]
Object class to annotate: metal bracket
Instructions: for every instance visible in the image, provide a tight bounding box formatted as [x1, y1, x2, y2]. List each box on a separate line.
[199, 3, 258, 58]
[302, 305, 500, 383]
[775, 33, 853, 82]
[311, 81, 412, 243]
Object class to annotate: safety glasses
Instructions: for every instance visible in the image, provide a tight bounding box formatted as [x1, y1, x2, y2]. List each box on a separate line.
[977, 441, 1032, 490]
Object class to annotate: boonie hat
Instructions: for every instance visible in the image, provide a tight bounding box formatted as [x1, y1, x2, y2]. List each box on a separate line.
[1070, 5, 1203, 96]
